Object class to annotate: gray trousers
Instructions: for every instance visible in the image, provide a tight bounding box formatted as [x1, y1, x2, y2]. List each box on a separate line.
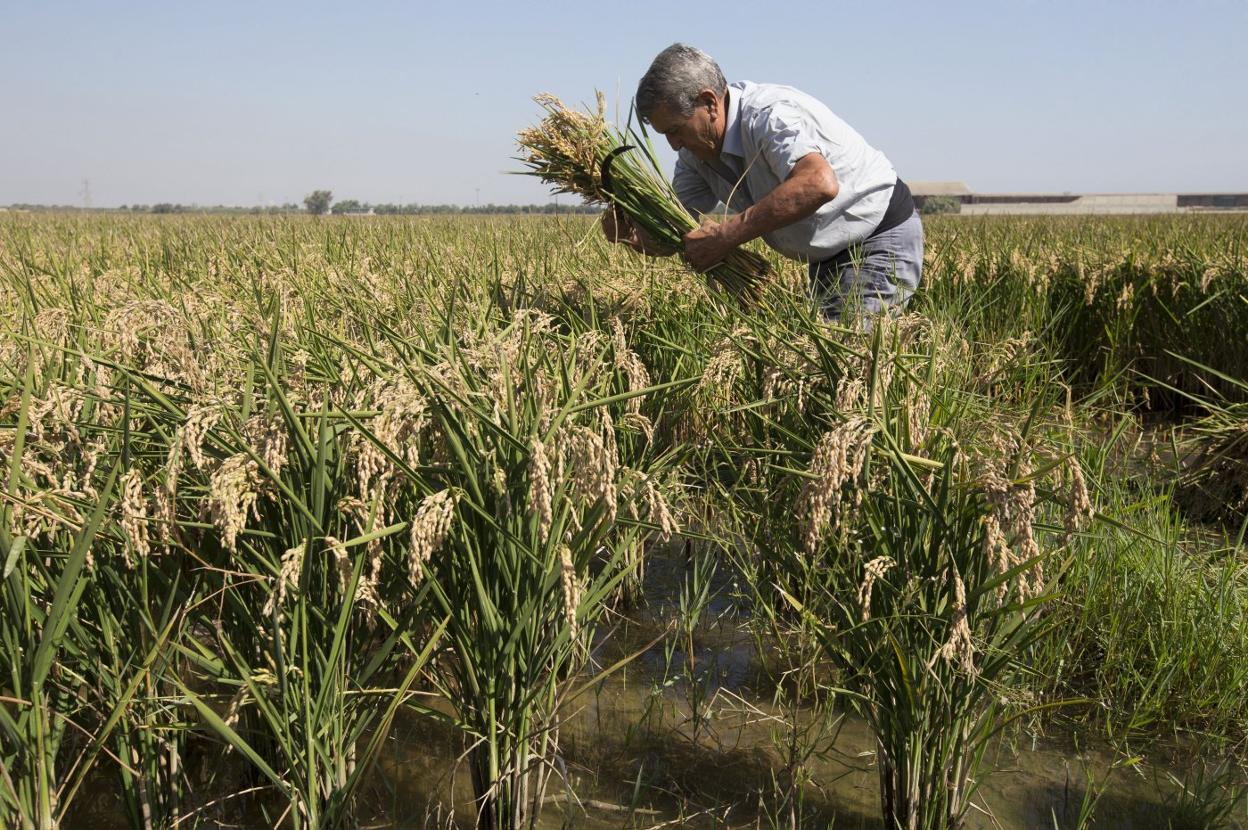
[807, 211, 924, 321]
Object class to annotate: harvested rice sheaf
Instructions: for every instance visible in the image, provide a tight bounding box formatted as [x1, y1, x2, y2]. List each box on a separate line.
[517, 93, 770, 298]
[1178, 405, 1248, 525]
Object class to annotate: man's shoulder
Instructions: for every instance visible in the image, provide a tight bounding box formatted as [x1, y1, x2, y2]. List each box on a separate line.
[734, 82, 831, 128]
[735, 81, 820, 110]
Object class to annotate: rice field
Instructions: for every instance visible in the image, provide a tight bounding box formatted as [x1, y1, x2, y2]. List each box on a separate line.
[1, 211, 1246, 829]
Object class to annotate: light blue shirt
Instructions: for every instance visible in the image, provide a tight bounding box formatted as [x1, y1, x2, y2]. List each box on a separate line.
[673, 80, 898, 262]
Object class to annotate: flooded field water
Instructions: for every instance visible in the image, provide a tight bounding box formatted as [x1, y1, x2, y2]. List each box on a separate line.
[360, 543, 1234, 830]
[66, 535, 1242, 829]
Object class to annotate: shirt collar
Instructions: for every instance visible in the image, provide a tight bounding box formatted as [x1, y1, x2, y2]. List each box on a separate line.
[720, 83, 745, 160]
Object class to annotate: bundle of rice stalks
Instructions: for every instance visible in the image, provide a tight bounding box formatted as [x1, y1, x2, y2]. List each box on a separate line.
[517, 93, 771, 298]
[1178, 402, 1248, 526]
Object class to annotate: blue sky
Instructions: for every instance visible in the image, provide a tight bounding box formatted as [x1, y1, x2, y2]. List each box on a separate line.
[2, 0, 1245, 206]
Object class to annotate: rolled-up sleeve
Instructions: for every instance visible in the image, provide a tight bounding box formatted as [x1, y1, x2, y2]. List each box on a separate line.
[673, 156, 718, 216]
[756, 104, 827, 180]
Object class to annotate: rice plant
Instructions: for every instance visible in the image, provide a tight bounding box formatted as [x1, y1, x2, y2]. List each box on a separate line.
[367, 311, 678, 829]
[0, 210, 1245, 828]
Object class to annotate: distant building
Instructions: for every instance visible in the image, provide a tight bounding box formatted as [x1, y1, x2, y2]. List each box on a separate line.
[910, 181, 973, 199]
[908, 182, 1248, 215]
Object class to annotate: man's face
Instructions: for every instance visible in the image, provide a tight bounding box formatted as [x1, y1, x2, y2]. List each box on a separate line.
[648, 92, 722, 163]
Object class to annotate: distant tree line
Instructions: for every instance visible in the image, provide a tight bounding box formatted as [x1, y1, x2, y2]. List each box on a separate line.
[9, 203, 303, 215]
[304, 190, 598, 216]
[5, 200, 600, 216]
[363, 203, 599, 215]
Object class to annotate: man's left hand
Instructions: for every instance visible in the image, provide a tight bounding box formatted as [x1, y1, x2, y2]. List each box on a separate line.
[682, 219, 738, 272]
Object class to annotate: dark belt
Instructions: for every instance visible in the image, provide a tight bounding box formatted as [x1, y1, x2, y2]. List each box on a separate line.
[810, 178, 916, 272]
[870, 177, 916, 238]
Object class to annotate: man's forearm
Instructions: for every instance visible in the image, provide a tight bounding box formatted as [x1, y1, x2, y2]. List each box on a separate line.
[720, 154, 839, 247]
[680, 154, 840, 272]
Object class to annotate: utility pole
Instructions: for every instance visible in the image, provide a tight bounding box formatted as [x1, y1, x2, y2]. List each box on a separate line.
[80, 178, 92, 209]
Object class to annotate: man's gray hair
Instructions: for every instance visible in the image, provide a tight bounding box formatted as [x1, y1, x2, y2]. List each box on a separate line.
[636, 43, 727, 122]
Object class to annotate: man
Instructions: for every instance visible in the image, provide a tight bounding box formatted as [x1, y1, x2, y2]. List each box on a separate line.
[604, 43, 922, 321]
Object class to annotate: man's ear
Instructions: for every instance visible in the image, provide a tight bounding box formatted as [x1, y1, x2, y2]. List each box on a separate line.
[698, 89, 719, 117]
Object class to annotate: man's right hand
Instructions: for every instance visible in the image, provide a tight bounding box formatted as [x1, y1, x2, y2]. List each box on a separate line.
[601, 206, 677, 258]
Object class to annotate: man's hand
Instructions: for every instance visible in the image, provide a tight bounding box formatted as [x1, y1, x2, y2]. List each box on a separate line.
[601, 206, 677, 257]
[682, 218, 739, 272]
[601, 205, 633, 245]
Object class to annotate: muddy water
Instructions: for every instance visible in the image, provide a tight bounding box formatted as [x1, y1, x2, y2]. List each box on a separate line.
[366, 544, 1237, 829]
[69, 540, 1238, 828]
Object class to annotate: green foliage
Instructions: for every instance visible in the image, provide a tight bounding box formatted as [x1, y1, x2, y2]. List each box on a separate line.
[303, 189, 333, 215]
[919, 194, 962, 215]
[330, 198, 365, 215]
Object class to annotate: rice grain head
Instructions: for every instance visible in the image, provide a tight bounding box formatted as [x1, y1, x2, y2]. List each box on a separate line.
[529, 437, 555, 544]
[609, 317, 650, 416]
[323, 535, 354, 598]
[182, 405, 223, 473]
[978, 434, 1044, 601]
[207, 453, 261, 553]
[566, 422, 618, 528]
[1064, 455, 1093, 538]
[243, 412, 290, 479]
[262, 539, 307, 621]
[696, 333, 746, 410]
[408, 489, 457, 585]
[353, 377, 427, 524]
[119, 467, 151, 568]
[627, 469, 678, 543]
[799, 417, 873, 555]
[932, 568, 977, 676]
[982, 514, 1011, 604]
[857, 555, 896, 622]
[558, 544, 581, 641]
